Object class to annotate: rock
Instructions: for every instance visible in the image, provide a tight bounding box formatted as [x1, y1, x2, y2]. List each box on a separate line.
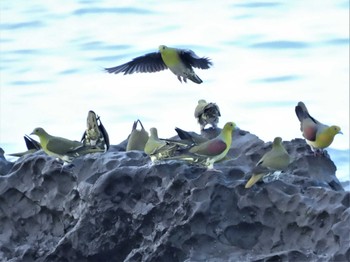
[0, 131, 348, 262]
[0, 148, 14, 176]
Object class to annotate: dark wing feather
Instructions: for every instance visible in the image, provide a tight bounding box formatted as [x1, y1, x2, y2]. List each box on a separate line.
[80, 131, 86, 143]
[24, 135, 41, 150]
[105, 52, 167, 74]
[179, 50, 212, 69]
[98, 118, 110, 150]
[295, 102, 319, 125]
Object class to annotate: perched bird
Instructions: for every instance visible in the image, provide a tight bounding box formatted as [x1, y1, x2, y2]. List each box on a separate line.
[105, 45, 212, 84]
[8, 135, 41, 157]
[194, 99, 221, 130]
[245, 137, 291, 188]
[81, 110, 110, 151]
[144, 128, 167, 156]
[295, 101, 342, 154]
[126, 120, 149, 151]
[166, 122, 236, 169]
[144, 127, 179, 162]
[31, 127, 103, 162]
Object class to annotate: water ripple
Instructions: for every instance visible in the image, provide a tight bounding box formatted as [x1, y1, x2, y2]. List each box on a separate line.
[58, 69, 81, 75]
[323, 38, 349, 46]
[73, 7, 155, 15]
[254, 75, 301, 83]
[250, 40, 309, 49]
[10, 80, 52, 86]
[233, 2, 282, 8]
[0, 21, 45, 30]
[79, 41, 131, 51]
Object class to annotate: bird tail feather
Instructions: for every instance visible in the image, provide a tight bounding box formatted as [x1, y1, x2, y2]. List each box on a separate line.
[295, 104, 307, 122]
[189, 74, 203, 84]
[245, 174, 265, 188]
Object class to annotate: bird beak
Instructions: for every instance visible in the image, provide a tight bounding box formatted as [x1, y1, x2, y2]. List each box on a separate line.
[338, 131, 343, 135]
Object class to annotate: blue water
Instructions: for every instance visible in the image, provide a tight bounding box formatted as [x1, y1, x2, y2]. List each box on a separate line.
[0, 0, 349, 183]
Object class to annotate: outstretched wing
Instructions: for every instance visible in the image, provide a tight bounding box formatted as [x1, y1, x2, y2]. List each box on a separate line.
[179, 49, 212, 69]
[105, 52, 168, 74]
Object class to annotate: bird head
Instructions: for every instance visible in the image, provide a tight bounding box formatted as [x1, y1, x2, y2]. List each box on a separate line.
[198, 99, 207, 105]
[158, 45, 167, 51]
[30, 127, 47, 137]
[149, 127, 159, 138]
[223, 122, 236, 132]
[330, 126, 342, 136]
[273, 137, 283, 145]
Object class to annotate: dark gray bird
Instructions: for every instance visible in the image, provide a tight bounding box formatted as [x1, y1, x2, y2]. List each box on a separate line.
[81, 110, 110, 151]
[194, 99, 221, 131]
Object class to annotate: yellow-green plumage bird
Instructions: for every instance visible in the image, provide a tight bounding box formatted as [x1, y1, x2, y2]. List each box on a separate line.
[144, 127, 179, 162]
[245, 137, 291, 188]
[31, 127, 103, 162]
[194, 99, 221, 131]
[144, 128, 167, 156]
[81, 110, 110, 151]
[105, 45, 212, 84]
[168, 122, 235, 169]
[295, 101, 342, 154]
[126, 119, 149, 151]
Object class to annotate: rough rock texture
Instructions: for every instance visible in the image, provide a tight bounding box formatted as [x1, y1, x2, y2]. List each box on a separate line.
[0, 129, 349, 262]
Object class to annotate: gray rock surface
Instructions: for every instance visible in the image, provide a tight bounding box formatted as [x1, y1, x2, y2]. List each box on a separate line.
[0, 129, 348, 262]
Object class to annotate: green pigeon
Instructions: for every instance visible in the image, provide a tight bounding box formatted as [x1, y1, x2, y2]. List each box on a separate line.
[166, 122, 236, 169]
[144, 127, 179, 162]
[194, 99, 221, 130]
[245, 137, 291, 188]
[31, 127, 103, 162]
[295, 101, 342, 154]
[126, 119, 149, 151]
[144, 128, 167, 156]
[81, 110, 110, 151]
[105, 45, 212, 84]
[8, 135, 41, 157]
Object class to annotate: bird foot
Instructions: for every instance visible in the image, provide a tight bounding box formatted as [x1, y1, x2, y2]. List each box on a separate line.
[206, 168, 223, 174]
[262, 171, 282, 183]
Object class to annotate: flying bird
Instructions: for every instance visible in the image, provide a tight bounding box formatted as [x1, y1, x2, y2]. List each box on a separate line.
[105, 45, 212, 84]
[245, 137, 291, 188]
[194, 99, 221, 131]
[295, 101, 342, 154]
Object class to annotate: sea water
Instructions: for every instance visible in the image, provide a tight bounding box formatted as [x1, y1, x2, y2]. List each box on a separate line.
[0, 0, 349, 185]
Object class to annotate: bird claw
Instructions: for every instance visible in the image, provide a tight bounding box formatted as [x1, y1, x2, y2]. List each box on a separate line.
[206, 168, 223, 173]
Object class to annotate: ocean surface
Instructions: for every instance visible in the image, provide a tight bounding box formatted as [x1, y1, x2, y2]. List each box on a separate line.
[0, 0, 349, 184]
